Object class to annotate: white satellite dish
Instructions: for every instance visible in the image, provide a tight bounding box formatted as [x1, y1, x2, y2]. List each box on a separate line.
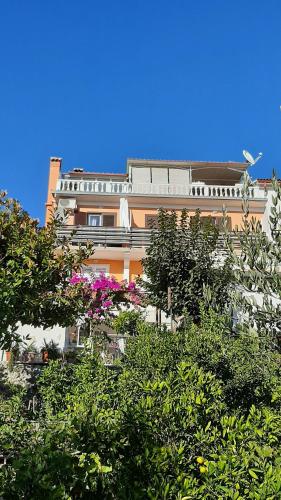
[242, 150, 263, 166]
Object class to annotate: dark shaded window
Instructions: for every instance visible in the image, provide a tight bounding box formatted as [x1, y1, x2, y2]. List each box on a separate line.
[103, 214, 115, 227]
[192, 216, 232, 230]
[145, 214, 158, 228]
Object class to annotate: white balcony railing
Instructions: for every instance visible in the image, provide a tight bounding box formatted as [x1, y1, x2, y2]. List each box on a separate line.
[55, 179, 265, 200]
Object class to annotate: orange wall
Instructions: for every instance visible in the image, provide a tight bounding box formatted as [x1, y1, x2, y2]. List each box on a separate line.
[85, 259, 124, 281]
[66, 204, 263, 230]
[84, 258, 143, 282]
[130, 260, 143, 281]
[131, 207, 262, 230]
[45, 158, 62, 224]
[75, 207, 120, 225]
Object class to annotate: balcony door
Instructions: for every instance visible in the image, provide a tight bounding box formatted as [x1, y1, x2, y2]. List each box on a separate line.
[88, 214, 102, 226]
[88, 213, 115, 227]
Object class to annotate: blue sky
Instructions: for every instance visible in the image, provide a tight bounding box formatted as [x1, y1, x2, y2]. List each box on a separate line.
[1, 0, 281, 222]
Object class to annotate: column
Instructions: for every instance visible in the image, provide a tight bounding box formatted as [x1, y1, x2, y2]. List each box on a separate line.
[123, 251, 130, 282]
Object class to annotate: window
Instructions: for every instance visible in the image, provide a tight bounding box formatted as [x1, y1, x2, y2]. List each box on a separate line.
[77, 323, 91, 346]
[145, 214, 158, 228]
[81, 264, 110, 277]
[93, 264, 110, 276]
[88, 214, 101, 226]
[191, 216, 232, 230]
[102, 214, 115, 227]
[68, 323, 91, 347]
[88, 213, 115, 227]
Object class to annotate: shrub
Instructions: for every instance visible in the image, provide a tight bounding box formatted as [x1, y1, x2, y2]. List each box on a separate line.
[112, 310, 143, 336]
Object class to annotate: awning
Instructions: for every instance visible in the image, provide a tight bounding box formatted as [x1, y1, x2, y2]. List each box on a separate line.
[120, 197, 130, 231]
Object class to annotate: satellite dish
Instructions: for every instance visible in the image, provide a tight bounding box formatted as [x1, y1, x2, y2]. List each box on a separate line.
[242, 150, 263, 166]
[243, 150, 255, 164]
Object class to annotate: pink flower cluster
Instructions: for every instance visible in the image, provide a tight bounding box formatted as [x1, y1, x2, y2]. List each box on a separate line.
[69, 272, 142, 321]
[69, 274, 89, 285]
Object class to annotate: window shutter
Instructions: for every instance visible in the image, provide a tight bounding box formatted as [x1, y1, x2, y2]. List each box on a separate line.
[145, 214, 158, 228]
[103, 214, 115, 227]
[74, 211, 87, 225]
[191, 216, 232, 230]
[215, 216, 232, 230]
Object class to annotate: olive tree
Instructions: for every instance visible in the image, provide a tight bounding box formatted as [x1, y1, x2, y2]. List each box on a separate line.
[230, 174, 281, 347]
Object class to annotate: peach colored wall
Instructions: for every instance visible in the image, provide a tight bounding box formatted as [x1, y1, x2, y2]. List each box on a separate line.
[131, 208, 262, 230]
[75, 207, 120, 225]
[45, 158, 62, 224]
[84, 258, 143, 282]
[85, 259, 124, 281]
[130, 260, 143, 281]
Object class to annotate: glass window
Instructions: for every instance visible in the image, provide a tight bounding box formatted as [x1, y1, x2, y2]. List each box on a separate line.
[77, 323, 91, 346]
[88, 214, 101, 226]
[93, 264, 110, 276]
[88, 214, 115, 227]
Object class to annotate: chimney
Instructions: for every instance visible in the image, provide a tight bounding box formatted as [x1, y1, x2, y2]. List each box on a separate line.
[45, 157, 62, 225]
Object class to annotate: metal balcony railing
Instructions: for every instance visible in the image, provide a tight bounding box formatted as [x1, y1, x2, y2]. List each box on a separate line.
[55, 179, 266, 200]
[57, 225, 241, 250]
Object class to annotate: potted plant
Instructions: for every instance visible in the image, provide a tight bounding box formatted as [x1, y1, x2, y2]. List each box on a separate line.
[40, 339, 61, 362]
[22, 341, 38, 363]
[63, 349, 79, 364]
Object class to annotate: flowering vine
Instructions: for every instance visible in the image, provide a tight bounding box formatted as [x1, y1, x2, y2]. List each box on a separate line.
[68, 273, 142, 322]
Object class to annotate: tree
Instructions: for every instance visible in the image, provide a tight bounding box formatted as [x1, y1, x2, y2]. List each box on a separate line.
[141, 208, 233, 322]
[0, 192, 92, 349]
[230, 174, 281, 348]
[1, 325, 281, 499]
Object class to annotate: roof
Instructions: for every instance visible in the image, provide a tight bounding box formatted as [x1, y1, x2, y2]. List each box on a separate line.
[127, 158, 248, 169]
[65, 171, 127, 178]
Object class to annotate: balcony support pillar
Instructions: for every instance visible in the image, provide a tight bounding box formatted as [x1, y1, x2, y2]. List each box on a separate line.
[123, 251, 130, 282]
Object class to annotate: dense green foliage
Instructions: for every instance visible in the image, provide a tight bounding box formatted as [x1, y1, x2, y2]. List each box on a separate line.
[112, 310, 143, 336]
[1, 178, 281, 498]
[141, 208, 233, 322]
[230, 174, 281, 346]
[0, 192, 91, 348]
[0, 315, 280, 499]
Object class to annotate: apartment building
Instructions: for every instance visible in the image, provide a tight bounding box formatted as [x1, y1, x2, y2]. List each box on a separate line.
[46, 156, 268, 284]
[1, 155, 272, 362]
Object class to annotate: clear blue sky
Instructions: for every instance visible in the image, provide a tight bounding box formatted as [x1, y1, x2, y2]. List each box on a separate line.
[1, 0, 281, 222]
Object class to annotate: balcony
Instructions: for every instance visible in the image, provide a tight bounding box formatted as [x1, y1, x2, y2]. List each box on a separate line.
[57, 225, 241, 251]
[55, 179, 265, 200]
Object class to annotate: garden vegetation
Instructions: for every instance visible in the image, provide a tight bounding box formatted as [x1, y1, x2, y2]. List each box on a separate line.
[0, 176, 280, 499]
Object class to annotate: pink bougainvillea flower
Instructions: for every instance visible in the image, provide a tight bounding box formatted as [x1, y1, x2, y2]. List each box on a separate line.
[68, 272, 141, 322]
[69, 273, 89, 285]
[102, 300, 113, 308]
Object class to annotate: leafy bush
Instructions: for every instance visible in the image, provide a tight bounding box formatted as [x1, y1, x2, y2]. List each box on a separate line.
[112, 310, 143, 336]
[1, 353, 281, 499]
[183, 309, 281, 410]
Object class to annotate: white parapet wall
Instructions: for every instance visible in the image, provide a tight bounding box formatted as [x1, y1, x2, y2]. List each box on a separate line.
[0, 324, 67, 362]
[17, 324, 67, 351]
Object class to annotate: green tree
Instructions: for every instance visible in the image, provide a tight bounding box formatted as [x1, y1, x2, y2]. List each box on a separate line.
[1, 345, 281, 499]
[141, 208, 233, 322]
[0, 192, 91, 349]
[230, 174, 281, 347]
